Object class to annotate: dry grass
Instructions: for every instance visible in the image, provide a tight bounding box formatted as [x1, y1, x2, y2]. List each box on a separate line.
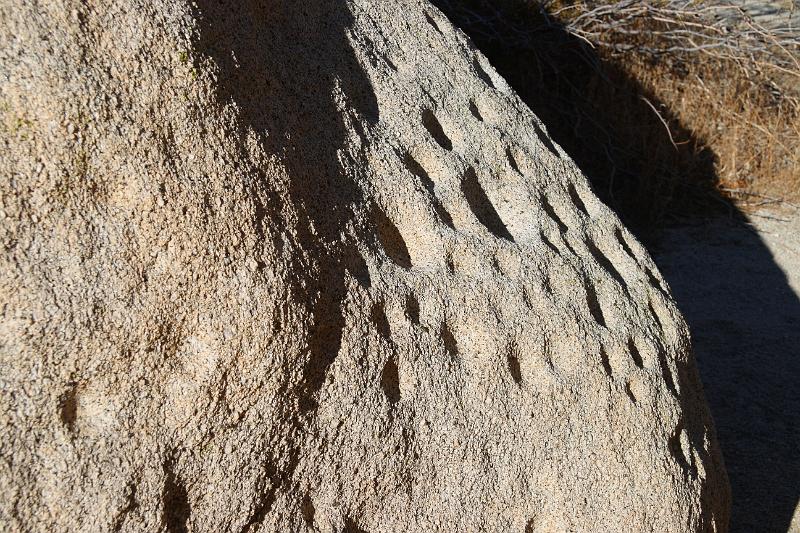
[433, 0, 800, 231]
[553, 0, 800, 208]
[626, 50, 799, 208]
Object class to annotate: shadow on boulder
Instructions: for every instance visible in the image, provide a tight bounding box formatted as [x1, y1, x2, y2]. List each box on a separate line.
[191, 0, 380, 510]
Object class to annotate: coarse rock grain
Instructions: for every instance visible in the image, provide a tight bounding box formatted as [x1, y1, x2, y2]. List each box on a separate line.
[0, 0, 729, 531]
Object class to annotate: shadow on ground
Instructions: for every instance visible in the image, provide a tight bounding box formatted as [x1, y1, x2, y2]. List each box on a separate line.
[432, 0, 800, 530]
[656, 216, 800, 532]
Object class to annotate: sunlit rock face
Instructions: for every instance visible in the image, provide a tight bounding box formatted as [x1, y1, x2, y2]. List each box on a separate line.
[0, 0, 729, 531]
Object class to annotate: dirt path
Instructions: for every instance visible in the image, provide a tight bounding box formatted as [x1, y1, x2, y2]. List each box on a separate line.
[654, 207, 800, 532]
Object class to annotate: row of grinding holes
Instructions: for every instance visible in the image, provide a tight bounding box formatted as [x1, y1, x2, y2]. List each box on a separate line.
[379, 156, 515, 273]
[416, 104, 677, 403]
[419, 102, 568, 242]
[599, 337, 679, 404]
[423, 9, 500, 94]
[546, 222, 669, 331]
[615, 226, 670, 298]
[601, 343, 694, 477]
[605, 228, 680, 397]
[412, 119, 643, 332]
[372, 298, 528, 403]
[373, 168, 516, 268]
[422, 4, 562, 161]
[416, 110, 668, 335]
[406, 140, 515, 243]
[371, 295, 678, 404]
[419, 108, 523, 241]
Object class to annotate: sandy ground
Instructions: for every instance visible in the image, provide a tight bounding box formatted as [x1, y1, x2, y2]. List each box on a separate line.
[727, 0, 798, 31]
[654, 206, 800, 533]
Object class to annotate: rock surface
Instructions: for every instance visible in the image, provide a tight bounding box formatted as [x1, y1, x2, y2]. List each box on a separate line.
[0, 0, 728, 531]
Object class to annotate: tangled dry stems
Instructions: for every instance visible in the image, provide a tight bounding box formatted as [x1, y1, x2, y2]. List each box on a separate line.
[552, 0, 800, 208]
[435, 0, 800, 227]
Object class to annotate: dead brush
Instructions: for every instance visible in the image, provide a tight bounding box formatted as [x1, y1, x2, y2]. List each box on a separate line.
[433, 0, 800, 231]
[551, 0, 800, 208]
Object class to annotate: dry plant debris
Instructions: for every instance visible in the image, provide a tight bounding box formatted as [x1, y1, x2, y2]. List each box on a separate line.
[435, 0, 800, 230]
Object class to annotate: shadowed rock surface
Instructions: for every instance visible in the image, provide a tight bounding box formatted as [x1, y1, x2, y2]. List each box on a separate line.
[0, 0, 728, 531]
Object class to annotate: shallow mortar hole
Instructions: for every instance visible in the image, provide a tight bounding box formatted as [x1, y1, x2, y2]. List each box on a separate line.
[627, 338, 644, 368]
[382, 54, 398, 72]
[469, 100, 483, 121]
[370, 302, 392, 340]
[424, 11, 442, 33]
[646, 266, 668, 296]
[461, 166, 514, 241]
[403, 152, 432, 186]
[421, 109, 453, 151]
[586, 238, 629, 294]
[344, 247, 372, 289]
[624, 381, 638, 404]
[659, 353, 678, 396]
[541, 272, 554, 296]
[648, 300, 664, 331]
[405, 294, 420, 324]
[669, 422, 696, 477]
[599, 347, 613, 377]
[533, 122, 560, 157]
[584, 280, 607, 328]
[403, 152, 454, 228]
[374, 208, 412, 269]
[432, 202, 455, 229]
[162, 461, 191, 533]
[445, 254, 456, 274]
[567, 183, 589, 216]
[380, 356, 401, 404]
[301, 275, 348, 412]
[301, 493, 315, 525]
[540, 195, 568, 234]
[540, 231, 560, 255]
[472, 58, 495, 89]
[614, 227, 638, 262]
[508, 353, 523, 385]
[59, 384, 79, 431]
[505, 147, 521, 173]
[441, 321, 459, 358]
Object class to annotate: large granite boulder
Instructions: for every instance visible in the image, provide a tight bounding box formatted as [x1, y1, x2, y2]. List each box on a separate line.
[0, 0, 729, 530]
